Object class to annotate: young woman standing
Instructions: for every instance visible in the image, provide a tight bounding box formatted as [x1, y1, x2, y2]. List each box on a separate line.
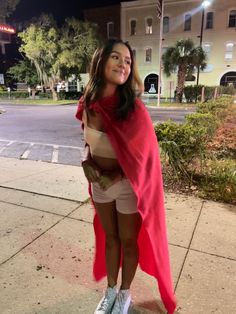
[76, 39, 176, 314]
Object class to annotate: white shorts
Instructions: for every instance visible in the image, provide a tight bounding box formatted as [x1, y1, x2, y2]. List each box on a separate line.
[91, 179, 138, 214]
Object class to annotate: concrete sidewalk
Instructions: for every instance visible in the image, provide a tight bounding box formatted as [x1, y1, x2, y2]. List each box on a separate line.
[0, 156, 235, 314]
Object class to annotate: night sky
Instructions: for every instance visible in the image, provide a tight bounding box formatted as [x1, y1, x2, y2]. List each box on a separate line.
[8, 0, 135, 24]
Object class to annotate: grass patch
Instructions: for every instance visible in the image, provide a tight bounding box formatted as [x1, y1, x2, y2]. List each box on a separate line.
[146, 101, 196, 108]
[0, 99, 77, 105]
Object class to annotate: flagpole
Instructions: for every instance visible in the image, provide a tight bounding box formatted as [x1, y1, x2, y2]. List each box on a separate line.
[157, 0, 164, 107]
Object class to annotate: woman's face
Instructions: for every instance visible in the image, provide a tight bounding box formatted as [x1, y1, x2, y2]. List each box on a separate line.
[103, 43, 132, 89]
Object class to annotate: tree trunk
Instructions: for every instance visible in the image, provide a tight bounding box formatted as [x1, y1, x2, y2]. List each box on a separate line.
[176, 65, 187, 103]
[31, 89, 36, 99]
[50, 81, 58, 101]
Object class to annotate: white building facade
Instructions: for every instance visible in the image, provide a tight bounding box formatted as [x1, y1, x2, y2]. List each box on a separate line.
[121, 0, 236, 98]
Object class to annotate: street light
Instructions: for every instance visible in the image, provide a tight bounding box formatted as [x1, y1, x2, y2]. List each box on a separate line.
[196, 0, 212, 85]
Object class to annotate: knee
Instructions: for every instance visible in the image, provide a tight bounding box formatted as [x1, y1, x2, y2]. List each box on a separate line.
[105, 233, 120, 249]
[120, 237, 138, 254]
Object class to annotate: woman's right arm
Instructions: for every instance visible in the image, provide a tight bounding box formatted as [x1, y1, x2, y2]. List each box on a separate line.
[81, 144, 101, 182]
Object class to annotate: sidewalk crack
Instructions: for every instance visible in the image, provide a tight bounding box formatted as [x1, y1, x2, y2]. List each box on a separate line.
[174, 200, 205, 292]
[0, 203, 89, 268]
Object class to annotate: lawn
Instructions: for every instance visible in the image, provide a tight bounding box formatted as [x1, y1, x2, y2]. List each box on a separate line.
[0, 99, 78, 105]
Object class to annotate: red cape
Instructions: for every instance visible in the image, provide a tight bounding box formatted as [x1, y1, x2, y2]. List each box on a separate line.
[76, 94, 176, 314]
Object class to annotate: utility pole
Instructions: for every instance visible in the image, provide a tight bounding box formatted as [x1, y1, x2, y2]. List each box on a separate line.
[157, 0, 164, 106]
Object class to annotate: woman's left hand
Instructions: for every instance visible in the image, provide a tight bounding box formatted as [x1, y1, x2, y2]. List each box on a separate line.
[98, 170, 123, 191]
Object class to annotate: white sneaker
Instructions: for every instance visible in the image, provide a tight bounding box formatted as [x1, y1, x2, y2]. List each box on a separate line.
[94, 286, 118, 314]
[111, 289, 131, 314]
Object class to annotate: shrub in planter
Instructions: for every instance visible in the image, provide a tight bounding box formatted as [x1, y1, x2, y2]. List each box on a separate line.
[197, 95, 233, 121]
[155, 120, 209, 178]
[155, 96, 235, 203]
[185, 112, 218, 137]
[194, 159, 236, 204]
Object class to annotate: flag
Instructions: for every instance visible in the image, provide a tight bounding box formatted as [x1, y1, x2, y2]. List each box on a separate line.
[157, 0, 163, 19]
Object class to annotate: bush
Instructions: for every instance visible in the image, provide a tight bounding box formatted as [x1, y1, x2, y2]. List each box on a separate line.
[58, 91, 83, 100]
[204, 86, 217, 101]
[0, 91, 29, 98]
[0, 85, 6, 92]
[218, 85, 236, 96]
[194, 159, 236, 204]
[184, 85, 235, 103]
[184, 85, 203, 103]
[155, 95, 235, 203]
[36, 91, 52, 99]
[196, 95, 233, 121]
[155, 120, 210, 179]
[185, 112, 218, 137]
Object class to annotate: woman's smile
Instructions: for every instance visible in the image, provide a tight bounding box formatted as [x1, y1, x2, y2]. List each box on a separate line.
[104, 43, 131, 89]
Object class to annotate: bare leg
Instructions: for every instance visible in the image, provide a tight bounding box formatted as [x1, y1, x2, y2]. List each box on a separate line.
[117, 212, 142, 289]
[94, 201, 121, 288]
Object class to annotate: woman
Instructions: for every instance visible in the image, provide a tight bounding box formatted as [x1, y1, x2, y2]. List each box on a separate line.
[76, 39, 176, 314]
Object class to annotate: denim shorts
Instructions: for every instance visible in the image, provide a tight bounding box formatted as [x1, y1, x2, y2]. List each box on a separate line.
[91, 179, 138, 214]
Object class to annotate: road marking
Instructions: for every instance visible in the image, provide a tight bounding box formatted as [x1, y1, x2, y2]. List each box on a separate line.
[0, 139, 83, 165]
[20, 143, 34, 159]
[0, 138, 83, 150]
[0, 141, 14, 153]
[52, 145, 59, 163]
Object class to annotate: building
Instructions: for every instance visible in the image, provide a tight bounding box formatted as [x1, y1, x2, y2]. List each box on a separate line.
[121, 0, 236, 97]
[0, 21, 16, 84]
[80, 4, 121, 89]
[84, 4, 121, 41]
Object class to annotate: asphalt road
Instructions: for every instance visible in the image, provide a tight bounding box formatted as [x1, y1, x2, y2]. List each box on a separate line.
[0, 103, 195, 166]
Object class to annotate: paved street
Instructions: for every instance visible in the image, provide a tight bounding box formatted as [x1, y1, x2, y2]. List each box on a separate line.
[0, 103, 195, 166]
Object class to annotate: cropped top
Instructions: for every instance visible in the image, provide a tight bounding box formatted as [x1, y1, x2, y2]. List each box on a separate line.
[82, 110, 116, 159]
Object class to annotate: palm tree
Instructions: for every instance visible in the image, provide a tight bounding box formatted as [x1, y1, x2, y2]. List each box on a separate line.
[162, 39, 207, 103]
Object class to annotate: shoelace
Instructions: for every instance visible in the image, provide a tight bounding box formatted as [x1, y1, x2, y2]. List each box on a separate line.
[112, 292, 126, 313]
[98, 290, 114, 311]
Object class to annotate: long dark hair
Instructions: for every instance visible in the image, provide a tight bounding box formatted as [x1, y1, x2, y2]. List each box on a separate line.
[83, 39, 141, 120]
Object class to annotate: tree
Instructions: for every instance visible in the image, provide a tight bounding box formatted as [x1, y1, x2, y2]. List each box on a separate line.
[7, 58, 39, 98]
[18, 16, 100, 100]
[0, 0, 20, 20]
[18, 19, 60, 100]
[162, 39, 207, 103]
[59, 18, 99, 74]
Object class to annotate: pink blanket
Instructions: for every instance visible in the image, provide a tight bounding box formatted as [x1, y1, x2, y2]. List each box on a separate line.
[76, 94, 176, 313]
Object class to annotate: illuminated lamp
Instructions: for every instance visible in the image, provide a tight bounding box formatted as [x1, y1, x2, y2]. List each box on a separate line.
[0, 25, 16, 34]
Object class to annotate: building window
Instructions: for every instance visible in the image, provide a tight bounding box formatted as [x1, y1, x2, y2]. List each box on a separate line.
[145, 18, 153, 34]
[206, 12, 214, 29]
[145, 48, 152, 62]
[184, 14, 191, 31]
[130, 19, 136, 35]
[107, 22, 114, 39]
[225, 42, 234, 60]
[228, 10, 236, 28]
[163, 16, 169, 33]
[203, 43, 211, 59]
